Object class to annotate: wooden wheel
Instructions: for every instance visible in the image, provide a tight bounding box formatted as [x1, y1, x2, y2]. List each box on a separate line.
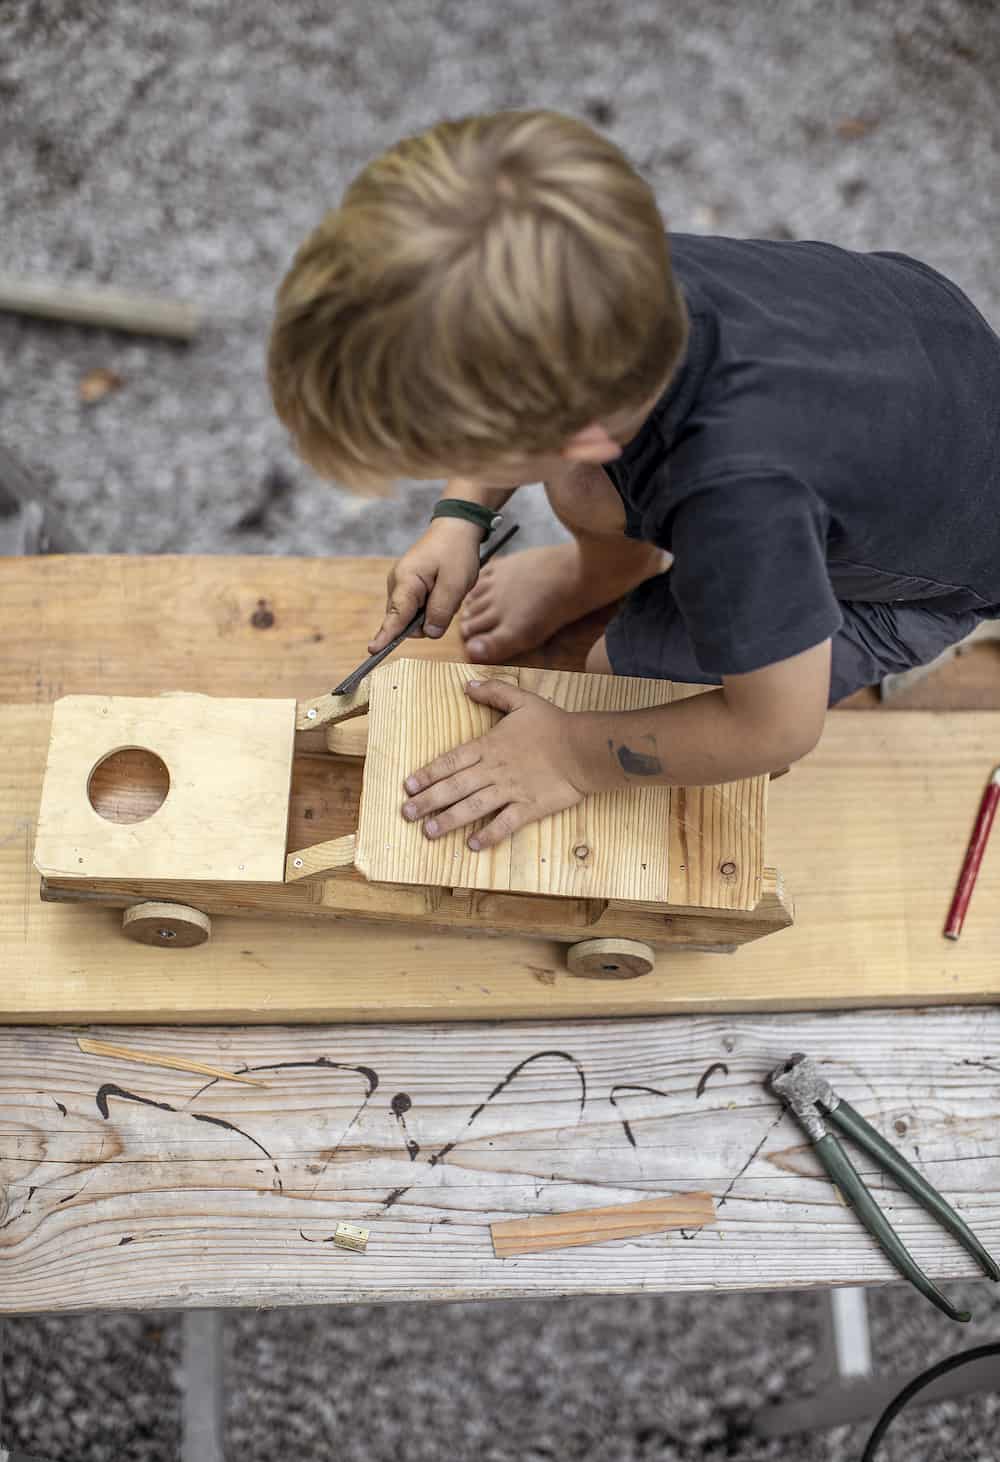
[122, 902, 211, 948]
[566, 938, 655, 979]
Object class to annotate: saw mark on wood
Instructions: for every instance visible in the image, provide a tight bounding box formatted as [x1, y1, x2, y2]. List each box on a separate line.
[718, 1111, 786, 1210]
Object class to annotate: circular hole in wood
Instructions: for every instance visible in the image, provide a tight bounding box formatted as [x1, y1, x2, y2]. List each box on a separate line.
[88, 747, 170, 824]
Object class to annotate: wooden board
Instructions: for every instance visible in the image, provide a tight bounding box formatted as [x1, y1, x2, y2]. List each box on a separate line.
[34, 693, 296, 883]
[3, 702, 999, 1020]
[1, 1009, 997, 1312]
[356, 659, 765, 908]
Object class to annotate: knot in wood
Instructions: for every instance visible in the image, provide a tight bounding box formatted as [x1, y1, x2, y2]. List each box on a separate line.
[573, 844, 591, 860]
[719, 860, 737, 877]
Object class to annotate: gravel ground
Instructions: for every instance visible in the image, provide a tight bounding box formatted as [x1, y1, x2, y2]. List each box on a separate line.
[3, 1, 1000, 1458]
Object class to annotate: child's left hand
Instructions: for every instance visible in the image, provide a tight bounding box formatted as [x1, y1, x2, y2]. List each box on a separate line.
[401, 680, 595, 850]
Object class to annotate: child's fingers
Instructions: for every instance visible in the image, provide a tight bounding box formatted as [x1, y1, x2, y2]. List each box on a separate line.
[424, 574, 475, 639]
[368, 580, 426, 653]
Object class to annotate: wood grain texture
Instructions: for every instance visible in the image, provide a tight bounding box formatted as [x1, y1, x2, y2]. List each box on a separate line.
[491, 1193, 716, 1256]
[357, 659, 765, 909]
[33, 694, 296, 882]
[326, 717, 369, 757]
[40, 866, 791, 953]
[0, 554, 585, 708]
[3, 554, 996, 712]
[2, 555, 999, 1022]
[1, 1010, 997, 1312]
[4, 703, 1000, 1019]
[285, 834, 357, 883]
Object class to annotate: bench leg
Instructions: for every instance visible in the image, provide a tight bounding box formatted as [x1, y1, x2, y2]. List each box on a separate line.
[755, 1285, 996, 1437]
[182, 1310, 225, 1462]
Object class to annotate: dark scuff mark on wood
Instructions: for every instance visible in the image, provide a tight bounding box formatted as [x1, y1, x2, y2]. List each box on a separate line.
[609, 1083, 671, 1149]
[696, 1062, 730, 1098]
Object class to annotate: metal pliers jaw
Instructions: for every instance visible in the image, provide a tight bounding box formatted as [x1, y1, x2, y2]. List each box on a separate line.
[767, 1053, 1000, 1323]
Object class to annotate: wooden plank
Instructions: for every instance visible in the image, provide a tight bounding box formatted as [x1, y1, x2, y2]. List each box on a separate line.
[34, 694, 296, 883]
[357, 660, 763, 907]
[325, 716, 369, 757]
[357, 660, 520, 891]
[3, 554, 997, 713]
[40, 866, 792, 951]
[491, 1193, 716, 1256]
[0, 1009, 997, 1312]
[3, 703, 1000, 1020]
[0, 273, 200, 339]
[0, 554, 593, 708]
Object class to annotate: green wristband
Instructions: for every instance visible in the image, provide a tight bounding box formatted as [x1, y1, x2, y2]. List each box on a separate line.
[431, 498, 502, 540]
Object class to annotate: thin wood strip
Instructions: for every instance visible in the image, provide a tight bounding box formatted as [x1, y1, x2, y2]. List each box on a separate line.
[491, 1192, 717, 1256]
[326, 717, 369, 757]
[295, 687, 370, 731]
[77, 1036, 270, 1087]
[285, 834, 357, 883]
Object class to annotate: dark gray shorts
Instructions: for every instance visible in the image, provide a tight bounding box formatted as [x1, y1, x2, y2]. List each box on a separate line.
[605, 572, 994, 704]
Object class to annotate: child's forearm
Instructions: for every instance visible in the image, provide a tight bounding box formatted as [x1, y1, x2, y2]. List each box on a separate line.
[571, 690, 819, 791]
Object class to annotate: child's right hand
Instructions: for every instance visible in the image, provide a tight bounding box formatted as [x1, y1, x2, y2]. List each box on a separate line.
[368, 518, 483, 653]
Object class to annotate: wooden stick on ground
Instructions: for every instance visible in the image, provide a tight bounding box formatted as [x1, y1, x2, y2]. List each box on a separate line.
[77, 1036, 270, 1087]
[491, 1192, 716, 1258]
[0, 274, 200, 340]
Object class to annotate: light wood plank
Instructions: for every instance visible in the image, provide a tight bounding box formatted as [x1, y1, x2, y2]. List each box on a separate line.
[357, 660, 764, 907]
[0, 555, 528, 706]
[3, 704, 1000, 1020]
[491, 1193, 716, 1256]
[357, 660, 520, 891]
[0, 1010, 997, 1311]
[34, 694, 296, 883]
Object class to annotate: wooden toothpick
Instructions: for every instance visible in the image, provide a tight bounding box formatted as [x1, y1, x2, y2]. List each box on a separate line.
[77, 1036, 270, 1088]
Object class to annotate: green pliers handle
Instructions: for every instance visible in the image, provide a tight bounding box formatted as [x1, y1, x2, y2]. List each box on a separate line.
[830, 1100, 1000, 1285]
[815, 1105, 999, 1324]
[815, 1134, 967, 1321]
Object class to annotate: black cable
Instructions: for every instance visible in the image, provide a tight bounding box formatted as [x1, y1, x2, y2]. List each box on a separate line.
[861, 1341, 1000, 1461]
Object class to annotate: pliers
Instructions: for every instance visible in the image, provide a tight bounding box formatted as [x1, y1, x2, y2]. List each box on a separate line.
[767, 1053, 999, 1322]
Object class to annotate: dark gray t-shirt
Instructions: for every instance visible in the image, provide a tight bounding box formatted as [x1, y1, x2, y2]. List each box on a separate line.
[604, 233, 1000, 676]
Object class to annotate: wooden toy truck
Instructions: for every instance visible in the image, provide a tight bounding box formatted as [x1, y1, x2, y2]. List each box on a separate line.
[33, 660, 792, 977]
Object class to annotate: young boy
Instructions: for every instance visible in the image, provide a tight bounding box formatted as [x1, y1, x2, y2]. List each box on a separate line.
[268, 109, 1000, 854]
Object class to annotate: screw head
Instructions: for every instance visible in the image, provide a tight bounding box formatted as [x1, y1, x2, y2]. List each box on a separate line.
[293, 857, 304, 868]
[306, 707, 318, 720]
[157, 928, 177, 941]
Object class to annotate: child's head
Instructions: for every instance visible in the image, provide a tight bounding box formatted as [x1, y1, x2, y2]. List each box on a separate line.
[268, 108, 688, 491]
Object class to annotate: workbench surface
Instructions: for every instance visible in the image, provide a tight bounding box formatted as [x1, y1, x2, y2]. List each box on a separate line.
[1, 554, 998, 1313]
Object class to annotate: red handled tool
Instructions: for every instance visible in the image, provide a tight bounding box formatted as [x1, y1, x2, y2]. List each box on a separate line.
[944, 766, 1000, 940]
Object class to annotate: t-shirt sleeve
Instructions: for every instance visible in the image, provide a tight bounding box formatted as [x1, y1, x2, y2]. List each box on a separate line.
[663, 471, 843, 675]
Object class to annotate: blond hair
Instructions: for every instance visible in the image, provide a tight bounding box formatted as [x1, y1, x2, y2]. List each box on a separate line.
[268, 109, 687, 489]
